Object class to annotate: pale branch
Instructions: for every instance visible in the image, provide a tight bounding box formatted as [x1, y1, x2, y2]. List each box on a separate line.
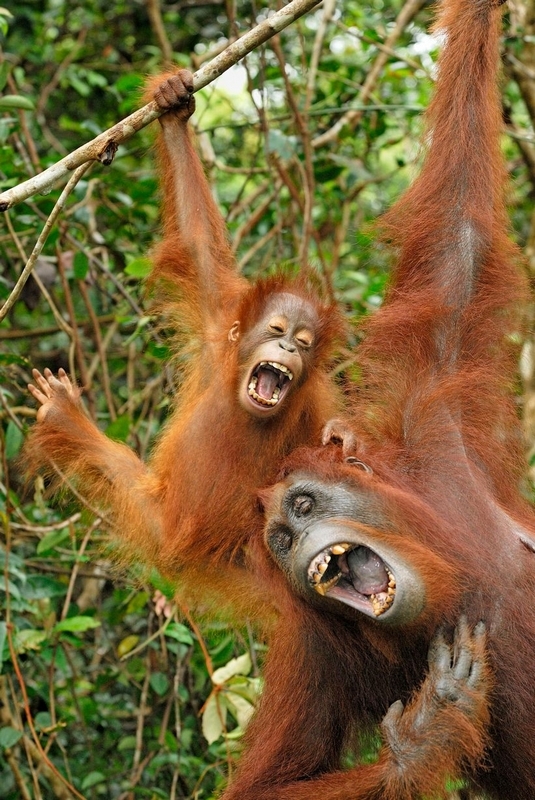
[0, 0, 323, 212]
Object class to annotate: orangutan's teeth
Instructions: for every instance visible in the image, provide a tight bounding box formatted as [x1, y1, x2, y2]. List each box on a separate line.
[258, 361, 294, 380]
[370, 594, 383, 616]
[313, 573, 340, 595]
[370, 591, 395, 617]
[271, 362, 292, 376]
[331, 543, 350, 555]
[307, 551, 332, 586]
[248, 387, 279, 406]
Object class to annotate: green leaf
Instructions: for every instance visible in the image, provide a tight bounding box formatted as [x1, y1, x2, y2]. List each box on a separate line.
[226, 691, 255, 729]
[211, 653, 251, 685]
[36, 527, 70, 555]
[117, 634, 139, 657]
[149, 570, 176, 598]
[105, 414, 130, 443]
[202, 693, 225, 744]
[117, 735, 137, 751]
[34, 712, 52, 731]
[0, 727, 23, 749]
[146, 341, 170, 360]
[223, 675, 262, 705]
[115, 73, 143, 93]
[125, 257, 152, 278]
[68, 75, 91, 97]
[110, 190, 133, 208]
[0, 353, 29, 367]
[0, 577, 20, 600]
[0, 95, 34, 111]
[0, 549, 25, 576]
[54, 616, 101, 634]
[73, 251, 89, 279]
[125, 591, 149, 614]
[150, 672, 169, 696]
[81, 771, 106, 790]
[24, 575, 67, 599]
[15, 628, 46, 652]
[5, 421, 23, 460]
[165, 622, 193, 645]
[161, 729, 179, 752]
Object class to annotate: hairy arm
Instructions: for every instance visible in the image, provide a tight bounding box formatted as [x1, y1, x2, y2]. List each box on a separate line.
[146, 69, 246, 321]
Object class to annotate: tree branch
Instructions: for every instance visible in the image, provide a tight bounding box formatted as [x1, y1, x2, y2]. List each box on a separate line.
[0, 0, 323, 211]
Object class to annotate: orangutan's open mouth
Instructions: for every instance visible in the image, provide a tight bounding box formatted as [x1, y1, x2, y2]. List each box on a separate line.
[248, 361, 293, 408]
[307, 542, 396, 618]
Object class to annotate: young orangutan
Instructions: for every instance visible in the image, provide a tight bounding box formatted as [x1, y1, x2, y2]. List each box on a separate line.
[26, 70, 345, 616]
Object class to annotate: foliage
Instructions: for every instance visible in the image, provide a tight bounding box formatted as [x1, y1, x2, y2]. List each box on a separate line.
[0, 0, 534, 797]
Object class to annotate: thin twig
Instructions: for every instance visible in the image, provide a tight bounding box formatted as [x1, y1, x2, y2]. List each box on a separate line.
[119, 613, 173, 661]
[0, 313, 117, 339]
[0, 163, 91, 322]
[238, 218, 284, 270]
[57, 249, 96, 418]
[60, 521, 100, 621]
[177, 603, 213, 676]
[10, 513, 82, 533]
[231, 185, 280, 253]
[271, 35, 316, 269]
[78, 280, 117, 420]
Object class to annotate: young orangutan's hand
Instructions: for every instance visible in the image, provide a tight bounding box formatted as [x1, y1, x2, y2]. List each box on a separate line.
[28, 368, 79, 422]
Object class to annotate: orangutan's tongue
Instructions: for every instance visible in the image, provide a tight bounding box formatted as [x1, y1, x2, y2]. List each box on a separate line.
[256, 368, 278, 400]
[347, 546, 388, 594]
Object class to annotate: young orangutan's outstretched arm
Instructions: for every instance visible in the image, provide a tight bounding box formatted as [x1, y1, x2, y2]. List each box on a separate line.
[26, 368, 163, 560]
[145, 69, 246, 321]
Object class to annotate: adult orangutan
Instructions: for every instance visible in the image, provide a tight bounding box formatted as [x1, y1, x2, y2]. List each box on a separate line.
[218, 0, 534, 797]
[25, 69, 346, 616]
